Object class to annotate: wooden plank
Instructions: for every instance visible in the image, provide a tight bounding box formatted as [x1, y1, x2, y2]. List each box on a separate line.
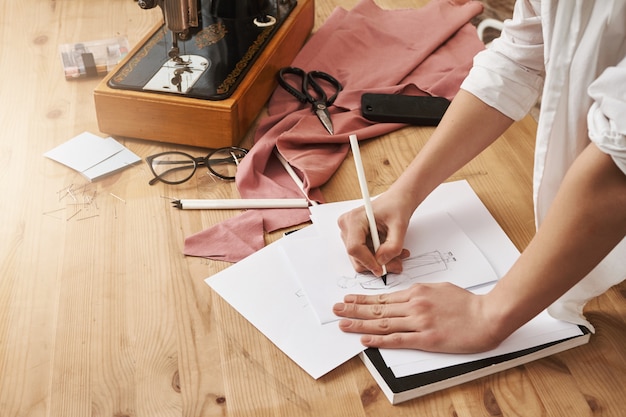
[1, 0, 624, 416]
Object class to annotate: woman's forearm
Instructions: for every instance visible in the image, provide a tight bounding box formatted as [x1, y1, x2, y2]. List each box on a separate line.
[487, 144, 626, 340]
[388, 90, 515, 211]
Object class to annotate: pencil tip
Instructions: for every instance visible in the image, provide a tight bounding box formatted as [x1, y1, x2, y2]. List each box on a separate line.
[172, 200, 182, 209]
[382, 274, 387, 286]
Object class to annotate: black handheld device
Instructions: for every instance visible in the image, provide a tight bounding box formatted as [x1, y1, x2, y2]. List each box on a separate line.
[361, 93, 450, 126]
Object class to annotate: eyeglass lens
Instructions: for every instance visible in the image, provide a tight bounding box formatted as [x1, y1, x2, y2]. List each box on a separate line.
[207, 147, 247, 180]
[148, 147, 248, 185]
[149, 151, 197, 184]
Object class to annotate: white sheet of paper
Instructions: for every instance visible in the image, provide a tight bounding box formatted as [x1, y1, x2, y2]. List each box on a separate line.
[44, 132, 125, 172]
[206, 226, 364, 379]
[81, 147, 140, 181]
[204, 181, 539, 380]
[44, 132, 140, 180]
[285, 210, 498, 324]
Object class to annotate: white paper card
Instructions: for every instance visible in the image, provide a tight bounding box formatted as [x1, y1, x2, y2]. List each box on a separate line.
[44, 131, 140, 181]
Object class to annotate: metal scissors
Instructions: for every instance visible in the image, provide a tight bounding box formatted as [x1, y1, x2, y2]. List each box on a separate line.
[277, 67, 343, 135]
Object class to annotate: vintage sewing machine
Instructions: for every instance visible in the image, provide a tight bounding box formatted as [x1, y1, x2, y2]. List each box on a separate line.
[94, 0, 314, 147]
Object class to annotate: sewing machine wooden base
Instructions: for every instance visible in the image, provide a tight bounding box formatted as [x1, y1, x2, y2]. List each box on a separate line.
[94, 0, 314, 148]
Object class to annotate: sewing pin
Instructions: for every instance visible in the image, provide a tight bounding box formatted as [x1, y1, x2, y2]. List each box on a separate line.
[110, 192, 126, 203]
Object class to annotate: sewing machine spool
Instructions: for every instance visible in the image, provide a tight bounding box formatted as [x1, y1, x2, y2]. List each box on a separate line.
[94, 0, 314, 148]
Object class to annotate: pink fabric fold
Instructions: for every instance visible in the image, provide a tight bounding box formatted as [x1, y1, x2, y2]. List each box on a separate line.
[183, 210, 265, 262]
[184, 0, 485, 262]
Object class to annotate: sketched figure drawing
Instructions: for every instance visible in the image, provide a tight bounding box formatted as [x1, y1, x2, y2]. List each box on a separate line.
[337, 250, 457, 290]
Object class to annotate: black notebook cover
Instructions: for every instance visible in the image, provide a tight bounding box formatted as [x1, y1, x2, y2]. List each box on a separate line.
[361, 326, 590, 404]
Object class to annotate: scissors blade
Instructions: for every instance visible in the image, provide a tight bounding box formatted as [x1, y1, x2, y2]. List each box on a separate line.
[315, 106, 334, 135]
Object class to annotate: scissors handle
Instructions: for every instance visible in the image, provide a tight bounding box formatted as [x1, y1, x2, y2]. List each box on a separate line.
[305, 70, 342, 106]
[277, 67, 309, 103]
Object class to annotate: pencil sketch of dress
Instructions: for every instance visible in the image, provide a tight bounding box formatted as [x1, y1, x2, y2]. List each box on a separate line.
[337, 250, 457, 290]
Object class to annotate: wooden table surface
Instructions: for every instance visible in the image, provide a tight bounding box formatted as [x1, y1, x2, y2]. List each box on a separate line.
[1, 1, 624, 416]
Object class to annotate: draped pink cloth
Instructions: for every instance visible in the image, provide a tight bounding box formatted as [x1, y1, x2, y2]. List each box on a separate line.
[184, 0, 485, 262]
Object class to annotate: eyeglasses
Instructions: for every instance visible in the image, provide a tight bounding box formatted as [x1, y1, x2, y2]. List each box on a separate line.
[146, 146, 249, 185]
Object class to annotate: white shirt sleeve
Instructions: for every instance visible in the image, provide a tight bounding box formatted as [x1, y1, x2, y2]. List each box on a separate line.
[587, 57, 626, 176]
[460, 0, 545, 120]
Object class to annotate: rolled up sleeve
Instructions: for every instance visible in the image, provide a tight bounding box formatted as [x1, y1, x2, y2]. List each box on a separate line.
[587, 60, 626, 176]
[461, 0, 545, 120]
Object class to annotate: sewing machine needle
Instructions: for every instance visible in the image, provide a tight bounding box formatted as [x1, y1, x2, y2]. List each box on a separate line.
[169, 33, 181, 63]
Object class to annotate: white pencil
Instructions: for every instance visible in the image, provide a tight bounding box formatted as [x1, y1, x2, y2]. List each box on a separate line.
[348, 134, 388, 285]
[172, 198, 310, 210]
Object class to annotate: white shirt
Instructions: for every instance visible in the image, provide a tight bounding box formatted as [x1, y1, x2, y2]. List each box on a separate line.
[461, 0, 626, 330]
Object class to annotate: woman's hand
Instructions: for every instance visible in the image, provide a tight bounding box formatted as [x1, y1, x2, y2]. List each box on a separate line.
[337, 194, 412, 277]
[333, 282, 505, 354]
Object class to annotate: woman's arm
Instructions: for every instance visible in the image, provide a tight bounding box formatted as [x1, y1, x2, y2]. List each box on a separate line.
[338, 89, 514, 276]
[334, 143, 626, 353]
[484, 143, 626, 342]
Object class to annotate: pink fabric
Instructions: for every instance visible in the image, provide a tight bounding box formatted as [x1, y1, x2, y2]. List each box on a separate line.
[184, 0, 485, 262]
[183, 210, 265, 261]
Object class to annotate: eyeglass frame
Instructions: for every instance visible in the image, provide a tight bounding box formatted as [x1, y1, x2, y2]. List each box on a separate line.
[146, 146, 249, 185]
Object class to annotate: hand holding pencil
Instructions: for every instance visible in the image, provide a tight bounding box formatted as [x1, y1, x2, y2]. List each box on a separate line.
[347, 134, 388, 284]
[338, 135, 411, 280]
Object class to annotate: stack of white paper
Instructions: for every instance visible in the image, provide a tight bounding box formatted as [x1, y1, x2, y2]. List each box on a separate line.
[205, 180, 582, 379]
[44, 131, 140, 181]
